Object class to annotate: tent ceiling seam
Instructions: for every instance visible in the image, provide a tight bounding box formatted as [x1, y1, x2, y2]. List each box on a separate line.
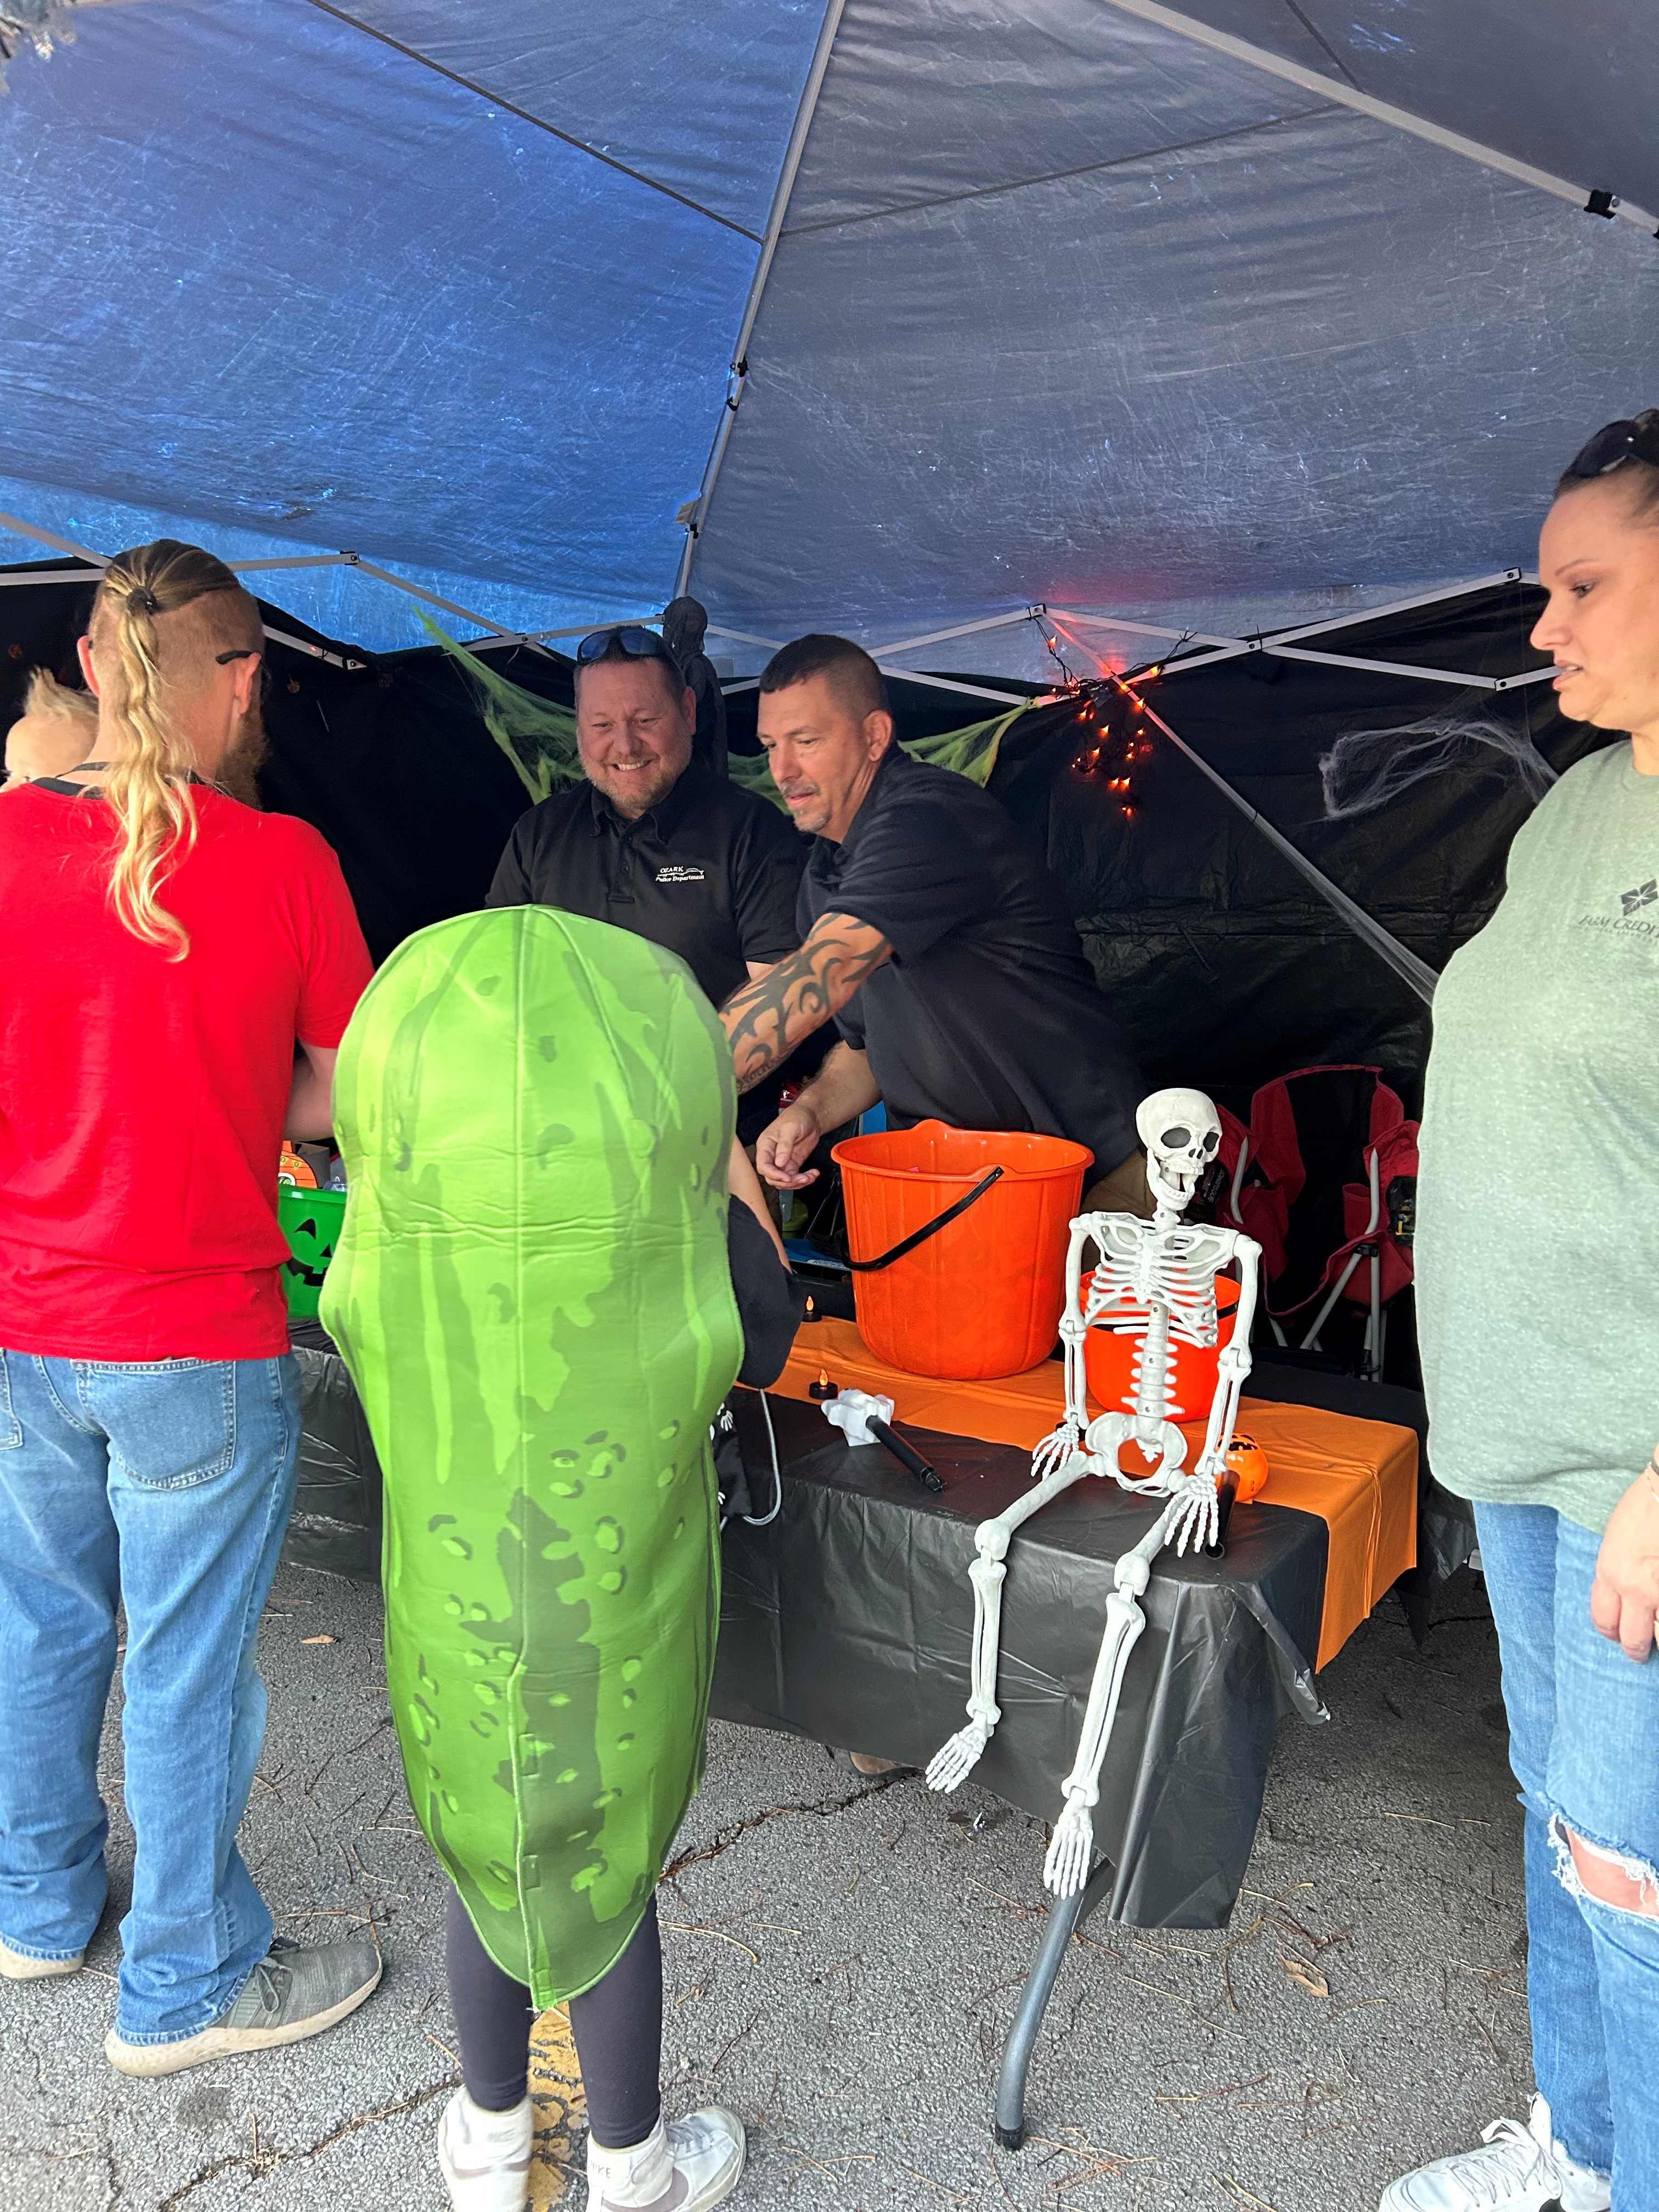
[1096, 0, 1659, 235]
[1277, 0, 1362, 93]
[779, 104, 1340, 238]
[298, 0, 761, 241]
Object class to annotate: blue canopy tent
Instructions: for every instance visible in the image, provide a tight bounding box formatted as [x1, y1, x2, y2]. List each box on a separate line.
[1, 0, 1653, 1131]
[2, 0, 1654, 683]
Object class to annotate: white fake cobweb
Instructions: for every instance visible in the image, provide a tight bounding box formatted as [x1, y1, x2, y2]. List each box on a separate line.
[1319, 702, 1558, 821]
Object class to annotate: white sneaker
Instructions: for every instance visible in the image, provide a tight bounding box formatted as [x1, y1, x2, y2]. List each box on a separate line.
[1380, 2096, 1610, 2211]
[0, 1933, 82, 1980]
[438, 2087, 533, 2212]
[586, 2108, 745, 2212]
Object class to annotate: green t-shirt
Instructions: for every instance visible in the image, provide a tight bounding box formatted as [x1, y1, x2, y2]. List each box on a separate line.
[1417, 739, 1659, 1533]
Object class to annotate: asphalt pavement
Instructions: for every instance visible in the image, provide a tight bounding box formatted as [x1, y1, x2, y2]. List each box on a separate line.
[0, 1562, 1528, 2212]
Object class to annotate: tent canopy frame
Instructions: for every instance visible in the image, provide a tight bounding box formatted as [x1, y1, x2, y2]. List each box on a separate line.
[2, 508, 1555, 700]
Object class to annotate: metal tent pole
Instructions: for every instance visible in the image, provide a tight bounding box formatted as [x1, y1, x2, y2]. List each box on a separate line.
[0, 512, 372, 668]
[0, 511, 106, 565]
[0, 569, 103, 590]
[1043, 606, 1242, 649]
[723, 667, 1032, 706]
[1096, 0, 1659, 238]
[871, 609, 1042, 657]
[1264, 571, 1539, 643]
[674, 0, 850, 596]
[1136, 695, 1442, 1005]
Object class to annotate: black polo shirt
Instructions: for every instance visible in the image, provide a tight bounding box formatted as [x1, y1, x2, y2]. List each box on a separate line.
[488, 763, 813, 1139]
[801, 746, 1142, 1176]
[488, 763, 804, 1010]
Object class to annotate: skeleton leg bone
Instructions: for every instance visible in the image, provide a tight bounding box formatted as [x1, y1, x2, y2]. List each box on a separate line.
[1043, 1503, 1180, 1896]
[926, 1447, 1093, 1793]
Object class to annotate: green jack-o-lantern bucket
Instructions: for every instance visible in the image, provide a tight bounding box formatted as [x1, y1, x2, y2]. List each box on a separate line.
[278, 1186, 348, 1318]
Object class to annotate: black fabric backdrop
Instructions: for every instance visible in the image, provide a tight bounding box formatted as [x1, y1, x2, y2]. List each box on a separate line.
[979, 583, 1611, 1111]
[2, 562, 1608, 1096]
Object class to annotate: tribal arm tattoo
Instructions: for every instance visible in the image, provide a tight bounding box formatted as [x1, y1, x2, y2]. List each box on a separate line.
[720, 910, 891, 1094]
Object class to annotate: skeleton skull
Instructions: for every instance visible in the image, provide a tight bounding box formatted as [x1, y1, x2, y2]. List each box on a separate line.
[1135, 1087, 1222, 1207]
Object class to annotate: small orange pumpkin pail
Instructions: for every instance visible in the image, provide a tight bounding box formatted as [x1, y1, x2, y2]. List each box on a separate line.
[1223, 1433, 1269, 1502]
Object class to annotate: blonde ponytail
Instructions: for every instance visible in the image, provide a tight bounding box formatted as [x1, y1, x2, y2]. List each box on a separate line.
[88, 540, 263, 958]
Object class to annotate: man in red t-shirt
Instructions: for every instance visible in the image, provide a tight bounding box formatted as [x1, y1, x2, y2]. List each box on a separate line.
[0, 541, 380, 2075]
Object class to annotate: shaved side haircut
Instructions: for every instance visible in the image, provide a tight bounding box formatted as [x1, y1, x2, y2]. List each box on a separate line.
[758, 634, 889, 721]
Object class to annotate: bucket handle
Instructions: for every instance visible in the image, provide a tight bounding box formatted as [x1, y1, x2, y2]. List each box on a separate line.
[844, 1165, 1005, 1273]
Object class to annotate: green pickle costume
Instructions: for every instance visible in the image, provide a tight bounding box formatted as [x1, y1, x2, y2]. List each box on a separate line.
[321, 907, 742, 2006]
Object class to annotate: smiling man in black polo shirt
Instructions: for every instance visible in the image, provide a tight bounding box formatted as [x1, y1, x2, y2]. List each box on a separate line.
[723, 634, 1149, 1215]
[487, 624, 809, 1147]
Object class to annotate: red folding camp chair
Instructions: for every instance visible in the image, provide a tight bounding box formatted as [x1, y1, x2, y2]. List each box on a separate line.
[1215, 1066, 1417, 1381]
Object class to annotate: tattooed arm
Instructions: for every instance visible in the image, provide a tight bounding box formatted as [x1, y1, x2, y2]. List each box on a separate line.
[719, 910, 891, 1096]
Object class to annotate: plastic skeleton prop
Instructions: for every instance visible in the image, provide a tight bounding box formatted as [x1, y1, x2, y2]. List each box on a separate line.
[926, 1089, 1262, 1896]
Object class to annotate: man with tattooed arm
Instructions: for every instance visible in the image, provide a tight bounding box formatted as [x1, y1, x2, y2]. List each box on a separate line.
[722, 634, 1149, 1221]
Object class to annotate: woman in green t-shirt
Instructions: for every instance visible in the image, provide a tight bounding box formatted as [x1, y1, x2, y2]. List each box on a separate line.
[1385, 419, 1659, 2212]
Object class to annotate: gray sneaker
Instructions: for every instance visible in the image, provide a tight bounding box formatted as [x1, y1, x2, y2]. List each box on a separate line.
[105, 1933, 382, 2078]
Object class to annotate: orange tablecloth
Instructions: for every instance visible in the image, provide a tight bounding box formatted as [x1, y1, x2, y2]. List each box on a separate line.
[777, 1319, 1417, 1668]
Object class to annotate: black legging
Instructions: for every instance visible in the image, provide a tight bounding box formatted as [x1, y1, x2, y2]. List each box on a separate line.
[445, 1887, 663, 2149]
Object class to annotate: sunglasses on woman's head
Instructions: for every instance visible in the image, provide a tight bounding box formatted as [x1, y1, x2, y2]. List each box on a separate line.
[1563, 416, 1659, 479]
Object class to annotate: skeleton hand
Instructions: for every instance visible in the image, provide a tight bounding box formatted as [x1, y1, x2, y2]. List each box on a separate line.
[1165, 1474, 1219, 1557]
[1030, 1420, 1081, 1486]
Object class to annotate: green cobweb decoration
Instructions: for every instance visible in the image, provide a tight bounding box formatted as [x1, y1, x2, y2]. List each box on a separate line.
[422, 620, 583, 803]
[424, 619, 1031, 809]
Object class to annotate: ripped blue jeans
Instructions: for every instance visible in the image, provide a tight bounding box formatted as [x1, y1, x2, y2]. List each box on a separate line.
[1476, 1500, 1659, 2208]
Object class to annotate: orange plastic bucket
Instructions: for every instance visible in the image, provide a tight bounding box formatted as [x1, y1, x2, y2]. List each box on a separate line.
[831, 1119, 1093, 1379]
[1082, 1271, 1240, 1420]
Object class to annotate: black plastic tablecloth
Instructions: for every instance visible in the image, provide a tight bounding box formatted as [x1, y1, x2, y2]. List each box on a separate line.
[284, 1336, 1334, 1930]
[712, 1390, 1330, 1930]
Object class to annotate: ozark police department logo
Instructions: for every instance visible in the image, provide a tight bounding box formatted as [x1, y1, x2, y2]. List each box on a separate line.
[1622, 879, 1657, 916]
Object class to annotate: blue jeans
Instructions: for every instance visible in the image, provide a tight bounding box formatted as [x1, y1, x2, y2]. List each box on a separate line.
[1476, 1500, 1659, 2210]
[0, 1350, 300, 2043]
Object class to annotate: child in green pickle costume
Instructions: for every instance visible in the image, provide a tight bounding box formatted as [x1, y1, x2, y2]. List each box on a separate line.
[321, 905, 749, 2212]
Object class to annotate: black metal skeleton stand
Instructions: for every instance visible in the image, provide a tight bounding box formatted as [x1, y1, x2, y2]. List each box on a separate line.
[993, 1854, 1118, 2148]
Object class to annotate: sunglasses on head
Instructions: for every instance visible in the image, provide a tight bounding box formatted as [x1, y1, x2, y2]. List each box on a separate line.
[575, 625, 684, 678]
[1563, 416, 1659, 480]
[215, 647, 258, 665]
